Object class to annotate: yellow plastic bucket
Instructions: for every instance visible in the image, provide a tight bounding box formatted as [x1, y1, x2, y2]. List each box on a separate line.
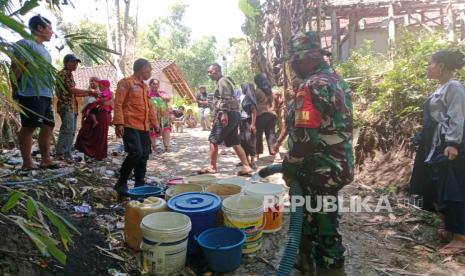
[124, 197, 168, 251]
[206, 184, 242, 200]
[184, 175, 217, 188]
[245, 183, 285, 233]
[222, 195, 264, 254]
[205, 184, 242, 226]
[165, 184, 204, 201]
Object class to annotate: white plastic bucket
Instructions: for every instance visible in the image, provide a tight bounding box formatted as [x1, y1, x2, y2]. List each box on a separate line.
[140, 212, 192, 275]
[222, 195, 264, 254]
[245, 183, 285, 233]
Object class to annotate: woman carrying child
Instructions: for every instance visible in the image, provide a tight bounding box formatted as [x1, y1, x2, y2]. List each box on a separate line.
[75, 79, 113, 161]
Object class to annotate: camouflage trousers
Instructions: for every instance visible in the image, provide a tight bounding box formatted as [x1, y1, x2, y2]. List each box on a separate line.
[283, 156, 350, 270]
[299, 193, 345, 271]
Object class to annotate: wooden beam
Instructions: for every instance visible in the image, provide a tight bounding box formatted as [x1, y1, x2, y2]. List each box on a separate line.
[331, 10, 339, 61]
[460, 11, 465, 41]
[348, 13, 356, 50]
[316, 0, 321, 33]
[388, 2, 396, 60]
[447, 0, 456, 41]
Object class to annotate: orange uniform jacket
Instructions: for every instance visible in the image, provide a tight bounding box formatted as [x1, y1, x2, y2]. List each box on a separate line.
[112, 76, 157, 131]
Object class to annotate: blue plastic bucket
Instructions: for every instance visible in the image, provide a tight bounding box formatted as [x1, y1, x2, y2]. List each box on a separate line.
[197, 227, 246, 273]
[168, 192, 221, 254]
[127, 186, 163, 199]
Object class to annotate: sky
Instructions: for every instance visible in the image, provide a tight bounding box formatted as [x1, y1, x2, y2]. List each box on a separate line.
[61, 0, 246, 44]
[2, 0, 246, 51]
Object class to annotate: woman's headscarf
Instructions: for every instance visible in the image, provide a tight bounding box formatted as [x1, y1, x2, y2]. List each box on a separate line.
[240, 82, 257, 115]
[98, 79, 110, 88]
[254, 73, 272, 96]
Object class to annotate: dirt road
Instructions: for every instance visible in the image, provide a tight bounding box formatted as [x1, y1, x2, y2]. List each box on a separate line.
[1, 127, 465, 275]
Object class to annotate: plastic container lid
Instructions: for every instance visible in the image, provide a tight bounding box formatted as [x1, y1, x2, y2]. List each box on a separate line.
[168, 192, 221, 214]
[245, 183, 285, 196]
[184, 174, 217, 184]
[215, 176, 251, 187]
[127, 186, 163, 199]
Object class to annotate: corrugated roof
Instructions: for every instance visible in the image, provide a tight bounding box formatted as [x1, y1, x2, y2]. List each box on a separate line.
[72, 60, 196, 102]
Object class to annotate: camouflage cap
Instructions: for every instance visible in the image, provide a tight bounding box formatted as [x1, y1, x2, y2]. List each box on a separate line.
[282, 31, 331, 62]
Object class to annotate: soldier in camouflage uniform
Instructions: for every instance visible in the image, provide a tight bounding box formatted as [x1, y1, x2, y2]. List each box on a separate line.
[281, 31, 354, 274]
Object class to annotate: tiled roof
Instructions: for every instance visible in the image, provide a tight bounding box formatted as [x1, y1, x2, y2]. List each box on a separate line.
[73, 60, 174, 89]
[328, 0, 394, 5]
[72, 60, 195, 102]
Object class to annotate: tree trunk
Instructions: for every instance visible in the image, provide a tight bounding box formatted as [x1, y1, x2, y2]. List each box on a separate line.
[0, 113, 5, 148]
[118, 0, 131, 76]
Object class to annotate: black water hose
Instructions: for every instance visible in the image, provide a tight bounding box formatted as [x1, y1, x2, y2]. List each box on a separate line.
[257, 164, 304, 276]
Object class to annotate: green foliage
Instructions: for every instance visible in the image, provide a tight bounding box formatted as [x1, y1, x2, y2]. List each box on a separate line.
[337, 29, 465, 122]
[1, 191, 80, 265]
[336, 28, 465, 153]
[56, 17, 111, 67]
[238, 0, 261, 38]
[1, 190, 24, 212]
[139, 3, 217, 91]
[222, 39, 254, 87]
[336, 40, 388, 79]
[377, 29, 464, 118]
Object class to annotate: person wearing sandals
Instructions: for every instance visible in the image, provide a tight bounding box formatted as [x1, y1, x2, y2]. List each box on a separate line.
[198, 63, 252, 175]
[11, 15, 61, 170]
[239, 82, 258, 169]
[410, 50, 465, 256]
[254, 73, 281, 162]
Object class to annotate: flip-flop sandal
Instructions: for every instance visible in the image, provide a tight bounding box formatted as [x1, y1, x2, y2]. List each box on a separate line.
[19, 166, 40, 171]
[39, 163, 65, 170]
[197, 168, 217, 174]
[237, 170, 253, 176]
[439, 246, 465, 256]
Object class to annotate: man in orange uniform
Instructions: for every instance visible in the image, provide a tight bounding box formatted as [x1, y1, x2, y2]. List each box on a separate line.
[113, 59, 158, 197]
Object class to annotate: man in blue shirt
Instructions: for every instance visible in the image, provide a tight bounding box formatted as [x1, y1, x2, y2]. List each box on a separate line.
[11, 15, 58, 170]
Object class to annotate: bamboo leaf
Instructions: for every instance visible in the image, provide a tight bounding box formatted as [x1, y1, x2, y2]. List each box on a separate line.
[36, 229, 67, 265]
[82, 42, 120, 55]
[38, 202, 71, 250]
[18, 0, 40, 15]
[26, 196, 36, 220]
[1, 190, 24, 212]
[38, 202, 80, 235]
[238, 0, 260, 18]
[12, 217, 49, 257]
[0, 13, 32, 39]
[35, 201, 52, 234]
